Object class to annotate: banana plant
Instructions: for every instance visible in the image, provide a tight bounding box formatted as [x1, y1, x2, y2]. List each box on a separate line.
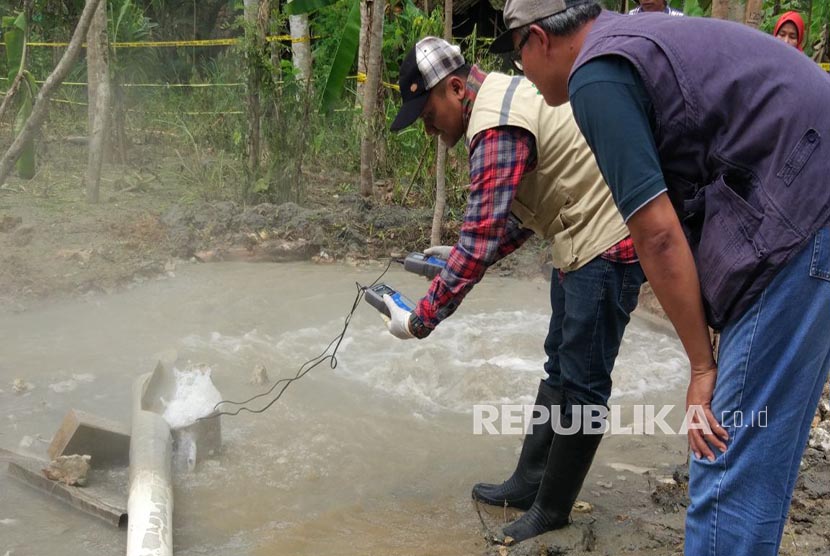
[285, 0, 361, 112]
[2, 12, 38, 179]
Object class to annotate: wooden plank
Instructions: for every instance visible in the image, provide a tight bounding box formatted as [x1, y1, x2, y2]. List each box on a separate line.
[6, 458, 127, 528]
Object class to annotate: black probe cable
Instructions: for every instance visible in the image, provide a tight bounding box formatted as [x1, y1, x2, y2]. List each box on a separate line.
[201, 258, 395, 419]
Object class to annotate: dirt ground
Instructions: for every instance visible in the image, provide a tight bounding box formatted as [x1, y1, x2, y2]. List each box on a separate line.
[1, 143, 828, 554]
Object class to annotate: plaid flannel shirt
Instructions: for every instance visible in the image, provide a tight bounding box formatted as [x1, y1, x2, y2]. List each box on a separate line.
[412, 66, 637, 335]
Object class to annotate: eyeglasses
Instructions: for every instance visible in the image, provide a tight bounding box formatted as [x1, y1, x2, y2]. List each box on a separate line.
[511, 31, 531, 72]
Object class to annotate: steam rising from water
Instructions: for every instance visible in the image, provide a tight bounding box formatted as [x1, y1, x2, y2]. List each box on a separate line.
[181, 310, 687, 414]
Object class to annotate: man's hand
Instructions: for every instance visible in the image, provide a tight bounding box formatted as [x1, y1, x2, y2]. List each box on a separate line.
[424, 245, 452, 260]
[382, 294, 415, 339]
[686, 363, 729, 461]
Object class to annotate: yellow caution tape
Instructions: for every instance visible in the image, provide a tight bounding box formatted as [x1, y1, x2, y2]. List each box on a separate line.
[355, 72, 399, 92]
[16, 34, 314, 48]
[60, 81, 244, 88]
[49, 97, 244, 115]
[50, 98, 87, 106]
[821, 62, 830, 71]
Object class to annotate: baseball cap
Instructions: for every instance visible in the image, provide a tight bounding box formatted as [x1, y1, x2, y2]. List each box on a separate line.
[390, 37, 466, 132]
[489, 0, 594, 53]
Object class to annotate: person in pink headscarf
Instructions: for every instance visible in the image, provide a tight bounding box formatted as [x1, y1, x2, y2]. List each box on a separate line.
[774, 11, 805, 51]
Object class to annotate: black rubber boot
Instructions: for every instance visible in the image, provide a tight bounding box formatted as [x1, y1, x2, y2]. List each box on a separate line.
[471, 381, 562, 510]
[501, 426, 602, 544]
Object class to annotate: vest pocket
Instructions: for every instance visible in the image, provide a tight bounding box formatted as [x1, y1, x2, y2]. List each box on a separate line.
[810, 227, 830, 282]
[777, 128, 821, 187]
[694, 175, 769, 322]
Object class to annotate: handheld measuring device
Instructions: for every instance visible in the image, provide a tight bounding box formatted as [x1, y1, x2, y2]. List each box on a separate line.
[401, 252, 446, 279]
[363, 283, 415, 318]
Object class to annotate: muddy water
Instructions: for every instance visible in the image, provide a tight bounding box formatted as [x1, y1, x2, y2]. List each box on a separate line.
[0, 262, 689, 555]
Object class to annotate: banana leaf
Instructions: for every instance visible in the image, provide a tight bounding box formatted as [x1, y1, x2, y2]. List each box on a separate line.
[3, 13, 27, 79]
[320, 0, 361, 112]
[3, 13, 37, 179]
[14, 72, 37, 179]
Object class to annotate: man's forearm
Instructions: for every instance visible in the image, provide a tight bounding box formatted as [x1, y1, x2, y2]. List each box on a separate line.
[627, 194, 715, 370]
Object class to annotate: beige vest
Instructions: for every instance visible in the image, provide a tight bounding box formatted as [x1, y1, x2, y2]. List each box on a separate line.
[466, 73, 629, 272]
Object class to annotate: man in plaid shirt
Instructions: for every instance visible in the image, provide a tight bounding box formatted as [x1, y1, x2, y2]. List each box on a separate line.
[384, 36, 644, 537]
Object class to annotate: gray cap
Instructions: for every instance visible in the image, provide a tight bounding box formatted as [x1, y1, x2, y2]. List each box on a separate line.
[391, 37, 466, 132]
[490, 0, 594, 53]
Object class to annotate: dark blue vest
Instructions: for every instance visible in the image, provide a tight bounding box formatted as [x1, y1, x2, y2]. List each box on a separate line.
[572, 11, 830, 328]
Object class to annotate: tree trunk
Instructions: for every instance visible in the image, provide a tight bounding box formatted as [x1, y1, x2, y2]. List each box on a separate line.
[443, 0, 453, 39]
[356, 0, 370, 103]
[112, 77, 127, 164]
[727, 0, 743, 22]
[86, 0, 110, 203]
[431, 140, 448, 246]
[711, 0, 730, 20]
[804, 0, 813, 52]
[430, 0, 452, 245]
[289, 13, 312, 86]
[359, 0, 385, 197]
[743, 0, 763, 28]
[244, 0, 264, 182]
[813, 23, 829, 63]
[0, 0, 103, 186]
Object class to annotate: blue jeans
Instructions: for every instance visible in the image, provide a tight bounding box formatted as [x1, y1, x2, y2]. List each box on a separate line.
[543, 256, 645, 410]
[685, 226, 830, 556]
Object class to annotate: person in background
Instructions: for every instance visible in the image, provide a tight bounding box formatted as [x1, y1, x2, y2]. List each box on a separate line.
[629, 0, 684, 16]
[774, 11, 805, 50]
[384, 36, 645, 522]
[491, 0, 830, 552]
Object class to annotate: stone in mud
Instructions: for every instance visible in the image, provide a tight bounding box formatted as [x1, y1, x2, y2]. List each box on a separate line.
[42, 454, 92, 486]
[11, 378, 33, 394]
[809, 422, 830, 453]
[311, 249, 335, 264]
[250, 364, 269, 385]
[651, 476, 688, 513]
[572, 500, 593, 513]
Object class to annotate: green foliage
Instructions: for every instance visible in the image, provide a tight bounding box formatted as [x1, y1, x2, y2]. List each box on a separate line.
[284, 0, 339, 15]
[319, 0, 360, 112]
[383, 0, 443, 73]
[3, 12, 38, 179]
[33, 0, 830, 220]
[759, 0, 828, 55]
[681, 0, 708, 17]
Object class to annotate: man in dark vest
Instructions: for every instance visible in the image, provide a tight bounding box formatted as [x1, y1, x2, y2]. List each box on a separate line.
[489, 1, 830, 554]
